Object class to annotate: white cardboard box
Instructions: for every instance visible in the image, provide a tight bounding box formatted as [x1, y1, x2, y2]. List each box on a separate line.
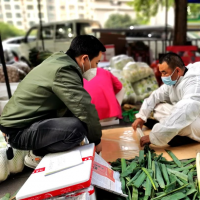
[16, 144, 95, 200]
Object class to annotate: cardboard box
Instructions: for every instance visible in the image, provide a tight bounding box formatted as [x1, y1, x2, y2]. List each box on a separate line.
[16, 144, 95, 200]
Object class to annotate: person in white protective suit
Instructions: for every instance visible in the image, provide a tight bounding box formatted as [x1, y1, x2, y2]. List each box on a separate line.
[132, 52, 200, 147]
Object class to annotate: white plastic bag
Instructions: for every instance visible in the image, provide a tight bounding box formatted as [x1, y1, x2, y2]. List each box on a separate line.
[110, 69, 138, 104]
[0, 131, 27, 182]
[110, 55, 134, 70]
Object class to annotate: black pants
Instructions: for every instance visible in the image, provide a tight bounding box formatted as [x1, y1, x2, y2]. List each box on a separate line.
[144, 119, 198, 147]
[4, 117, 87, 156]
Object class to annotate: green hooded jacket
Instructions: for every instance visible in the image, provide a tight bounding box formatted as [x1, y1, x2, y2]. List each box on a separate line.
[0, 52, 102, 144]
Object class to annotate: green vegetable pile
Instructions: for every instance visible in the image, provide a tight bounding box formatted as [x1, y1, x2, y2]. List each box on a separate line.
[111, 146, 198, 200]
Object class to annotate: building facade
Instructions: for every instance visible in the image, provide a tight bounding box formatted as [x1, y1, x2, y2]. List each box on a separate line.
[0, 0, 135, 30]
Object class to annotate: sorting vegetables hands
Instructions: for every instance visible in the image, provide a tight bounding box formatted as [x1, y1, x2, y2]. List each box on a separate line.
[111, 146, 198, 200]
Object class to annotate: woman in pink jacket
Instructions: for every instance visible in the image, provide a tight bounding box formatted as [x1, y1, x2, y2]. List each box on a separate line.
[84, 67, 123, 121]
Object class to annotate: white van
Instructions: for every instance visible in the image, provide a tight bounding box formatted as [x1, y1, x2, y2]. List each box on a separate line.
[19, 19, 101, 64]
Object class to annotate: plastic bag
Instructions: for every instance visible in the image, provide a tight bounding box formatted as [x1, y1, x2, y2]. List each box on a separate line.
[123, 62, 154, 83]
[0, 131, 27, 182]
[122, 62, 139, 82]
[132, 76, 158, 101]
[110, 55, 134, 70]
[110, 69, 138, 105]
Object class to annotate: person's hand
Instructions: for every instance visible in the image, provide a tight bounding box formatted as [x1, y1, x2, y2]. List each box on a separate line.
[95, 141, 102, 154]
[132, 118, 145, 131]
[140, 135, 151, 147]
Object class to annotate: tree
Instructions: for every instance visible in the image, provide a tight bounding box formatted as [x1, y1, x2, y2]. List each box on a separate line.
[104, 14, 147, 28]
[0, 22, 25, 40]
[128, 0, 200, 45]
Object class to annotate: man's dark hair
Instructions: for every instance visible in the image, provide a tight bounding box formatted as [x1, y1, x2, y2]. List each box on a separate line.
[159, 52, 185, 70]
[66, 35, 106, 60]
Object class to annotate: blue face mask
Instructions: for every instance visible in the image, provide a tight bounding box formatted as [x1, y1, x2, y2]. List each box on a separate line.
[161, 68, 178, 86]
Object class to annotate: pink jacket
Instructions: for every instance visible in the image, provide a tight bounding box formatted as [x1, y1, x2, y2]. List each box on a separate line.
[84, 68, 122, 120]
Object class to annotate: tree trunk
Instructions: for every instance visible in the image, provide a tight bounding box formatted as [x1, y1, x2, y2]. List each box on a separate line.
[173, 0, 187, 45]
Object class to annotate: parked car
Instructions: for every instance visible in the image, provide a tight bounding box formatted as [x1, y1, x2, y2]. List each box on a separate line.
[0, 46, 15, 64]
[2, 36, 36, 62]
[19, 19, 101, 65]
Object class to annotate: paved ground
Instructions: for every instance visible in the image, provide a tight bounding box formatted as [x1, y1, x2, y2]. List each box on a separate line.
[0, 121, 132, 199]
[0, 167, 33, 198]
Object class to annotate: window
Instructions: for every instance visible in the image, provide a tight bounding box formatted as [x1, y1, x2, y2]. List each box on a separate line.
[15, 5, 20, 9]
[78, 0, 83, 2]
[60, 6, 65, 10]
[16, 13, 21, 18]
[76, 22, 100, 35]
[4, 0, 10, 1]
[29, 21, 35, 26]
[78, 6, 84, 10]
[55, 23, 73, 39]
[27, 5, 33, 10]
[41, 25, 54, 39]
[7, 21, 13, 24]
[5, 5, 11, 9]
[69, 5, 74, 9]
[17, 21, 22, 25]
[48, 14, 55, 19]
[25, 27, 38, 43]
[6, 13, 12, 18]
[48, 6, 54, 10]
[79, 14, 84, 18]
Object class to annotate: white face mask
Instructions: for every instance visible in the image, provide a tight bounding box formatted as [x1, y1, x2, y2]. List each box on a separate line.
[82, 57, 97, 81]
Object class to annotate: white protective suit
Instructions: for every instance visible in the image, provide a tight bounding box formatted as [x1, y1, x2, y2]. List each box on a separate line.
[136, 62, 200, 146]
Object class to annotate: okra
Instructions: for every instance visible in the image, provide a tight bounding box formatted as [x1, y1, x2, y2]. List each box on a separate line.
[155, 192, 165, 196]
[121, 158, 127, 173]
[120, 161, 137, 177]
[186, 188, 197, 196]
[169, 174, 177, 183]
[132, 186, 138, 200]
[167, 168, 188, 182]
[148, 150, 151, 169]
[139, 150, 144, 164]
[120, 177, 126, 194]
[188, 169, 195, 189]
[127, 170, 142, 186]
[161, 192, 186, 200]
[193, 171, 197, 176]
[142, 167, 157, 190]
[151, 184, 189, 200]
[144, 170, 153, 198]
[166, 164, 177, 169]
[133, 171, 146, 188]
[152, 161, 156, 179]
[174, 164, 193, 172]
[155, 161, 165, 188]
[165, 150, 182, 167]
[161, 163, 170, 185]
[183, 169, 189, 175]
[155, 153, 163, 161]
[165, 181, 177, 193]
[192, 191, 198, 200]
[183, 158, 196, 167]
[175, 177, 184, 186]
[111, 167, 121, 171]
[126, 184, 131, 200]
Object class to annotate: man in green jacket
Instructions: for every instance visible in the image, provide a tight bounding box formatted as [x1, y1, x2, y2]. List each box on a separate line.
[0, 35, 106, 169]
